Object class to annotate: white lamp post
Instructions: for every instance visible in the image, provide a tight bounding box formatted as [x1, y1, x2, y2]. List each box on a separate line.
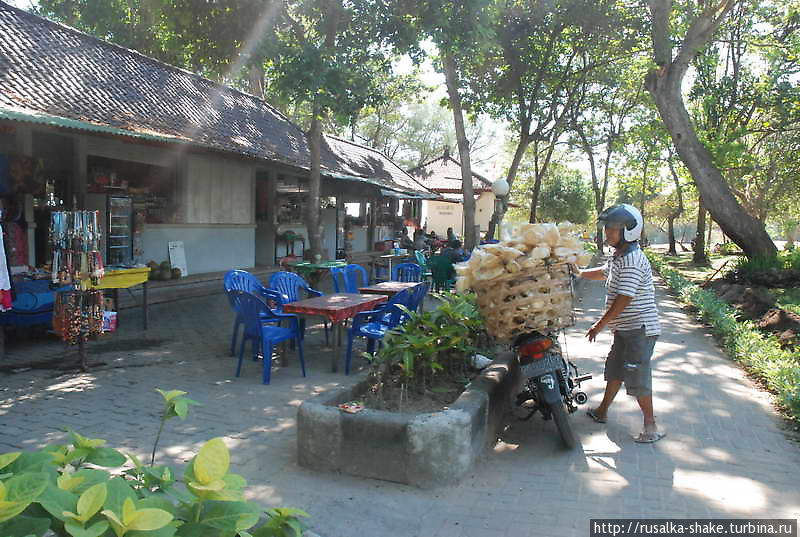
[491, 179, 509, 239]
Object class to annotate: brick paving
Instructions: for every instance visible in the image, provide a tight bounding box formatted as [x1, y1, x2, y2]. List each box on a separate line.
[1, 278, 799, 537]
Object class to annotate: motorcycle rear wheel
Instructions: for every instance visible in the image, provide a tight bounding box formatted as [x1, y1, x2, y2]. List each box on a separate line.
[550, 402, 577, 449]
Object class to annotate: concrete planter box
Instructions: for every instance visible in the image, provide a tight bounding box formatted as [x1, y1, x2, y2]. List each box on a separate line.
[297, 351, 519, 488]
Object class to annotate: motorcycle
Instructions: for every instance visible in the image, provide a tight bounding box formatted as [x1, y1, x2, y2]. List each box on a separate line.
[513, 331, 592, 449]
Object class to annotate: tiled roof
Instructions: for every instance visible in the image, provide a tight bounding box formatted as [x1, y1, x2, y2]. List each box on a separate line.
[407, 153, 493, 193]
[0, 1, 434, 197]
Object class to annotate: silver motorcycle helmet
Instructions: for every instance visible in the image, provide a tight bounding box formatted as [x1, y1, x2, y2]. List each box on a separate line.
[597, 203, 643, 243]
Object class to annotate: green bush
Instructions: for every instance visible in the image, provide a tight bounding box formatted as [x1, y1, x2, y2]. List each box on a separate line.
[646, 251, 800, 421]
[367, 292, 488, 398]
[0, 389, 308, 537]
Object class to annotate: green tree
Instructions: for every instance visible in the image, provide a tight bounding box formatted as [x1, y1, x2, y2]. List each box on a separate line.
[459, 0, 644, 239]
[644, 0, 778, 258]
[536, 166, 593, 225]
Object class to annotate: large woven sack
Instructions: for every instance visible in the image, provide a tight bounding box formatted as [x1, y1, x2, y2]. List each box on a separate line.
[472, 263, 575, 340]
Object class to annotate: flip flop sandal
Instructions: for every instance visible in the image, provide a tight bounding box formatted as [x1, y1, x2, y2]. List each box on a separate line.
[586, 410, 607, 423]
[633, 431, 666, 443]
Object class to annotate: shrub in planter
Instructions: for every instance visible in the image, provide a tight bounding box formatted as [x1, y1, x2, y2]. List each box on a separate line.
[363, 292, 489, 410]
[0, 389, 308, 537]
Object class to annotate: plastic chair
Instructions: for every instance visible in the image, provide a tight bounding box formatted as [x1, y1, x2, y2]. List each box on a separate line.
[331, 264, 369, 293]
[268, 271, 329, 344]
[229, 290, 306, 385]
[391, 262, 422, 282]
[408, 282, 429, 313]
[344, 289, 412, 375]
[224, 270, 276, 356]
[427, 255, 456, 292]
[414, 250, 433, 282]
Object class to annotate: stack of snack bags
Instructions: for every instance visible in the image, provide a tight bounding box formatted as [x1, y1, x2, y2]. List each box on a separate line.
[455, 222, 592, 339]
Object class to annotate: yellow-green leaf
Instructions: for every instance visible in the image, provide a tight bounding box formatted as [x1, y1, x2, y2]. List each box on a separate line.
[77, 483, 107, 522]
[0, 452, 20, 471]
[126, 508, 173, 531]
[121, 497, 136, 525]
[101, 509, 125, 537]
[193, 438, 229, 484]
[57, 473, 86, 492]
[70, 432, 106, 449]
[188, 479, 226, 492]
[155, 389, 187, 402]
[0, 480, 5, 501]
[0, 499, 29, 523]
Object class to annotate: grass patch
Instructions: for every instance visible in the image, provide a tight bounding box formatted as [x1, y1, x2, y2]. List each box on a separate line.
[659, 252, 737, 284]
[646, 249, 800, 422]
[773, 288, 800, 316]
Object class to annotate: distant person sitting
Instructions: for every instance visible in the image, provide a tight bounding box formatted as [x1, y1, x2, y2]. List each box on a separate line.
[413, 229, 427, 251]
[441, 240, 467, 263]
[446, 227, 457, 243]
[399, 229, 414, 250]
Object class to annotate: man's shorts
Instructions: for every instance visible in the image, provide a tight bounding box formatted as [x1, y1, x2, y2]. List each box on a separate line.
[604, 326, 658, 397]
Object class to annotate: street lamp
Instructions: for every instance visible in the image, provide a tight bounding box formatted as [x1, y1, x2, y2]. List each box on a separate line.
[491, 179, 509, 240]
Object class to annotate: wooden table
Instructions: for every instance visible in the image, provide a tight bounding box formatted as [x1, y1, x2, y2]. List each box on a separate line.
[282, 293, 388, 372]
[358, 281, 420, 297]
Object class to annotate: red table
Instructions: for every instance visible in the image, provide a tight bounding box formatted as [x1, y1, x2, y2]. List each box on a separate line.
[282, 293, 388, 372]
[358, 281, 421, 297]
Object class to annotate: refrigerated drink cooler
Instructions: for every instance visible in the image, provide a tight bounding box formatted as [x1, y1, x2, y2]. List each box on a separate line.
[85, 194, 134, 266]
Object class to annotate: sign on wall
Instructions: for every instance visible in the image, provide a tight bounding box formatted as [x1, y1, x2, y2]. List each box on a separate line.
[168, 241, 188, 277]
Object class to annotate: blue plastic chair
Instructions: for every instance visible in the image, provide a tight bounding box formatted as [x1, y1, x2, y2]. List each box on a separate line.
[331, 264, 369, 293]
[230, 290, 306, 385]
[392, 262, 422, 282]
[408, 282, 429, 313]
[344, 289, 412, 375]
[224, 270, 276, 356]
[268, 271, 328, 344]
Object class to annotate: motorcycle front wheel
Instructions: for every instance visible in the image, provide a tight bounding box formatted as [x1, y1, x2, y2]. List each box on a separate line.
[550, 402, 577, 449]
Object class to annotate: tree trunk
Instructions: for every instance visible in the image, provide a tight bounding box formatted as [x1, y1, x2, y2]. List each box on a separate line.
[528, 141, 555, 223]
[306, 103, 325, 260]
[645, 0, 776, 259]
[667, 216, 677, 256]
[443, 53, 476, 251]
[666, 155, 684, 256]
[485, 132, 530, 240]
[248, 64, 264, 98]
[694, 198, 708, 264]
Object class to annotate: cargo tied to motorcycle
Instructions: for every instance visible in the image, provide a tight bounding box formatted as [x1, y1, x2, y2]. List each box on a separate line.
[455, 222, 592, 340]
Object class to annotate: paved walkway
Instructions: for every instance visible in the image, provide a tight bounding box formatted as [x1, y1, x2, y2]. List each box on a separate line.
[1, 278, 799, 537]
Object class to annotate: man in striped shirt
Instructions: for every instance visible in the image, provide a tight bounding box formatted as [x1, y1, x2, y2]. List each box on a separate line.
[580, 204, 663, 443]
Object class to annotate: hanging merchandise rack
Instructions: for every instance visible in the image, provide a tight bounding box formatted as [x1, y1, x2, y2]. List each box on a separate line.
[49, 210, 106, 371]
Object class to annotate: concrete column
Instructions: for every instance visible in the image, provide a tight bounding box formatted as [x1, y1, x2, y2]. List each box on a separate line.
[73, 136, 87, 208]
[14, 124, 32, 156]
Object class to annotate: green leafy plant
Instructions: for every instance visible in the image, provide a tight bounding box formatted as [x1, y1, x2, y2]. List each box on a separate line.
[647, 250, 800, 421]
[365, 292, 488, 407]
[0, 389, 309, 537]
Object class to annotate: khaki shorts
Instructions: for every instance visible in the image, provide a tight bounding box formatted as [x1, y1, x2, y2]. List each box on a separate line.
[604, 326, 657, 397]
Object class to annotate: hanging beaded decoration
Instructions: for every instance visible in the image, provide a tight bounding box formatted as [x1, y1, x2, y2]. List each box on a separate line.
[50, 211, 106, 346]
[50, 211, 104, 286]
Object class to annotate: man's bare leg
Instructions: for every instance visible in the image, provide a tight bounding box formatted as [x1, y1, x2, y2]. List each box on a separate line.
[591, 379, 622, 419]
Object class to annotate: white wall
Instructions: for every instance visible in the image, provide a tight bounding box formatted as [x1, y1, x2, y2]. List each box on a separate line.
[423, 200, 464, 237]
[185, 154, 254, 224]
[475, 192, 495, 232]
[142, 225, 255, 274]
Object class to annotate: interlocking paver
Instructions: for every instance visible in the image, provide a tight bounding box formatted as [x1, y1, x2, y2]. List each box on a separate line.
[1, 280, 799, 536]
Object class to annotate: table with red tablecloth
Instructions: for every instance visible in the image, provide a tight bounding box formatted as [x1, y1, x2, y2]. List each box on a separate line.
[282, 293, 388, 372]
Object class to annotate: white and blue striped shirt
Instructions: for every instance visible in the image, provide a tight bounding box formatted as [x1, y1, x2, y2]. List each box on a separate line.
[603, 243, 661, 336]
